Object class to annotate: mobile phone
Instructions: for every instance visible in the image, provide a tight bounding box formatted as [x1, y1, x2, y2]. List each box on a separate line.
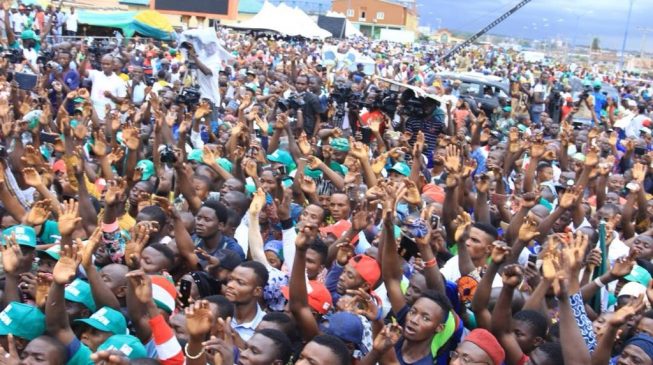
[398, 235, 419, 262]
[528, 254, 538, 265]
[430, 214, 440, 230]
[179, 279, 192, 307]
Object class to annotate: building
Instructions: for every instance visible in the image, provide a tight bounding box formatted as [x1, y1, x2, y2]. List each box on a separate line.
[432, 28, 464, 44]
[331, 0, 418, 39]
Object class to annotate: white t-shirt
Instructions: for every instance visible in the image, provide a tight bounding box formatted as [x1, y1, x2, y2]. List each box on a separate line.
[194, 63, 221, 106]
[65, 12, 78, 32]
[11, 13, 26, 33]
[88, 70, 126, 119]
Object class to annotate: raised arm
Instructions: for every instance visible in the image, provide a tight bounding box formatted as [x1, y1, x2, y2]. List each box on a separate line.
[491, 264, 526, 365]
[289, 222, 321, 342]
[472, 242, 510, 330]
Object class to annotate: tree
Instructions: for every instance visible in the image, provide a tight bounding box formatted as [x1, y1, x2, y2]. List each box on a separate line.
[591, 37, 601, 51]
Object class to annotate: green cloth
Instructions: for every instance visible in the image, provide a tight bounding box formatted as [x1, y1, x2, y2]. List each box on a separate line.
[2, 225, 37, 248]
[0, 302, 45, 340]
[65, 279, 97, 312]
[431, 311, 457, 357]
[329, 161, 347, 176]
[8, 40, 40, 52]
[38, 244, 61, 261]
[624, 265, 652, 286]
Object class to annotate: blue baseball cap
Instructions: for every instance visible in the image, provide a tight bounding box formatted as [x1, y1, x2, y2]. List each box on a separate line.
[319, 312, 368, 355]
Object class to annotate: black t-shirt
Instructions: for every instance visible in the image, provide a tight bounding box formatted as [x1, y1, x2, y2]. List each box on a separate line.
[301, 91, 322, 135]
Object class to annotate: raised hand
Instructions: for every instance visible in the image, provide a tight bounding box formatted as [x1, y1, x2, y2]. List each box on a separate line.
[453, 211, 472, 242]
[107, 146, 125, 165]
[1, 233, 23, 275]
[79, 228, 102, 269]
[300, 176, 317, 196]
[34, 273, 52, 308]
[632, 163, 647, 183]
[501, 264, 523, 288]
[530, 135, 546, 159]
[413, 131, 425, 157]
[92, 131, 108, 157]
[336, 242, 355, 266]
[297, 132, 312, 155]
[584, 145, 600, 167]
[475, 173, 491, 194]
[558, 185, 583, 209]
[122, 126, 140, 150]
[52, 244, 81, 285]
[21, 145, 44, 167]
[243, 158, 258, 178]
[249, 188, 266, 216]
[349, 138, 369, 160]
[24, 200, 51, 226]
[58, 199, 81, 237]
[372, 323, 403, 354]
[562, 231, 588, 271]
[607, 294, 646, 327]
[185, 300, 214, 339]
[125, 224, 151, 267]
[105, 178, 127, 206]
[610, 252, 637, 278]
[444, 144, 462, 173]
[125, 270, 153, 305]
[346, 288, 379, 321]
[371, 153, 388, 175]
[22, 167, 43, 187]
[518, 215, 540, 242]
[295, 222, 318, 251]
[0, 334, 19, 365]
[490, 241, 511, 265]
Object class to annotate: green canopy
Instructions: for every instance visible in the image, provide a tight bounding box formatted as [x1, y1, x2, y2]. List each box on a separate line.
[78, 10, 174, 40]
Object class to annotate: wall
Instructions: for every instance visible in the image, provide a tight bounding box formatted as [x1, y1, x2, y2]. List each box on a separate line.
[332, 0, 409, 28]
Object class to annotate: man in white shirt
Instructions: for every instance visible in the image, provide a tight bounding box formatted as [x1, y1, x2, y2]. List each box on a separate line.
[81, 54, 126, 119]
[65, 6, 77, 36]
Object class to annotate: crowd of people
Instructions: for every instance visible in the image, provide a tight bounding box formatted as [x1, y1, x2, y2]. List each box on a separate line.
[0, 11, 651, 365]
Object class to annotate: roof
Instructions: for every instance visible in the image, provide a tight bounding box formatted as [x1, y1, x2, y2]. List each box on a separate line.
[119, 0, 149, 5]
[239, 0, 264, 14]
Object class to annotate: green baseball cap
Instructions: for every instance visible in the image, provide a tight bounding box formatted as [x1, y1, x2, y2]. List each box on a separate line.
[20, 30, 39, 42]
[187, 149, 203, 163]
[330, 138, 350, 152]
[97, 335, 147, 359]
[0, 302, 45, 340]
[2, 225, 37, 248]
[37, 244, 61, 260]
[217, 158, 233, 173]
[75, 307, 127, 336]
[65, 278, 97, 312]
[389, 162, 410, 177]
[304, 166, 323, 179]
[624, 265, 652, 286]
[267, 149, 296, 172]
[135, 160, 155, 181]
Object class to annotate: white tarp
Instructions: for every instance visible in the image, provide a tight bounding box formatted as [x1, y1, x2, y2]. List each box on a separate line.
[232, 1, 331, 39]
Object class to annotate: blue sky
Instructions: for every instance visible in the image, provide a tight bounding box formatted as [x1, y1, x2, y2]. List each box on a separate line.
[417, 0, 653, 52]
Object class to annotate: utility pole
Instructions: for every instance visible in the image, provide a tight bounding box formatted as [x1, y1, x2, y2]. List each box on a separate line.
[620, 0, 634, 70]
[636, 26, 653, 58]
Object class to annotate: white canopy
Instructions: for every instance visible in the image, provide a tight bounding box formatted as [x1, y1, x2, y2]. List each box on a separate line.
[232, 1, 331, 39]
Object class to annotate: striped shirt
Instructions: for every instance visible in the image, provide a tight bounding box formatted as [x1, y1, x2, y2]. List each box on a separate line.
[405, 108, 445, 162]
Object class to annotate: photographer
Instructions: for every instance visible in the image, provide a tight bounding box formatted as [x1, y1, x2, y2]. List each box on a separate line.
[402, 90, 445, 162]
[3, 2, 51, 75]
[293, 74, 322, 137]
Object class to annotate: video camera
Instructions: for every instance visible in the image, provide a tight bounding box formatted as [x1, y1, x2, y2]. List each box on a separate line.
[176, 87, 201, 107]
[364, 89, 399, 117]
[37, 50, 56, 66]
[2, 48, 24, 64]
[277, 92, 305, 112]
[399, 89, 437, 119]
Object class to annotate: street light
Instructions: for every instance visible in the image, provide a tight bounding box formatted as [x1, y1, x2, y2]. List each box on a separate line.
[620, 0, 635, 70]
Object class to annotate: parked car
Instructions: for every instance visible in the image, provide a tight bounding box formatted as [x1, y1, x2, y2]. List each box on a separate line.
[437, 72, 511, 115]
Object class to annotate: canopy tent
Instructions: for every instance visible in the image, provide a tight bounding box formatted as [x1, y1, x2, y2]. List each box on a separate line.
[230, 1, 331, 39]
[78, 9, 174, 40]
[325, 11, 363, 38]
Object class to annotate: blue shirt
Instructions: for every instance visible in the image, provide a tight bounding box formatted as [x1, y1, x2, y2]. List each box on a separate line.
[194, 234, 246, 262]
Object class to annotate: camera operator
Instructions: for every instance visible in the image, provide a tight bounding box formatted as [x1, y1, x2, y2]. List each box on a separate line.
[184, 42, 220, 108]
[293, 74, 322, 137]
[3, 2, 50, 75]
[401, 90, 445, 162]
[46, 50, 79, 94]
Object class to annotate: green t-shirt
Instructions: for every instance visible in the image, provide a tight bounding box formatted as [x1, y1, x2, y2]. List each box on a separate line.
[8, 40, 41, 53]
[66, 338, 93, 365]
